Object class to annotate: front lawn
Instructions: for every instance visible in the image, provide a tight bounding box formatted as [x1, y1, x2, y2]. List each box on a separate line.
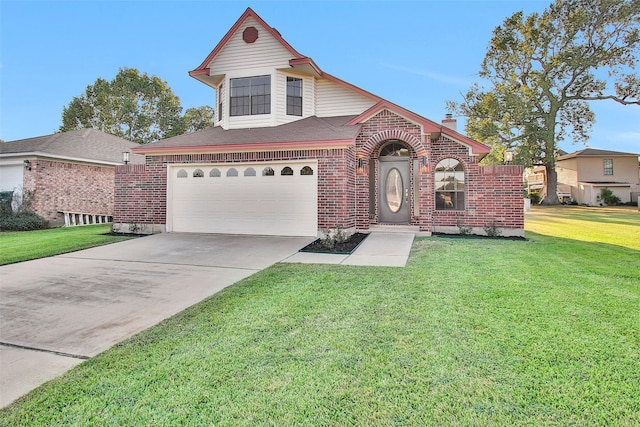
[0, 224, 133, 265]
[1, 207, 638, 425]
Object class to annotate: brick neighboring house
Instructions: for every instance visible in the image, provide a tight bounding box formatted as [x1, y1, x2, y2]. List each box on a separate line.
[0, 129, 143, 226]
[114, 7, 524, 237]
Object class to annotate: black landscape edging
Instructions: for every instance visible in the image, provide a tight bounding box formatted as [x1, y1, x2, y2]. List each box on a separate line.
[432, 232, 527, 241]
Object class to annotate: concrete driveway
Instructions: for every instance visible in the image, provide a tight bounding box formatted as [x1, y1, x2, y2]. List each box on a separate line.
[0, 233, 313, 407]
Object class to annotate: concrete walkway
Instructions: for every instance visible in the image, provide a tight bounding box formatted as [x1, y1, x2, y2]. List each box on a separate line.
[283, 232, 414, 267]
[0, 231, 414, 408]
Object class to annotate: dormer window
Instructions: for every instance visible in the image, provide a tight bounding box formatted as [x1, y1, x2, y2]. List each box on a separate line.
[230, 75, 270, 116]
[286, 77, 303, 116]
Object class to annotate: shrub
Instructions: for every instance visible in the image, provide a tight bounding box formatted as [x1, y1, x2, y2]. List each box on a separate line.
[597, 188, 621, 206]
[483, 221, 503, 237]
[320, 227, 349, 249]
[0, 212, 46, 231]
[528, 192, 541, 205]
[456, 219, 472, 235]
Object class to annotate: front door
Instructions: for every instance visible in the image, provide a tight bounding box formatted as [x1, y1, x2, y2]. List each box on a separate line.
[379, 157, 410, 223]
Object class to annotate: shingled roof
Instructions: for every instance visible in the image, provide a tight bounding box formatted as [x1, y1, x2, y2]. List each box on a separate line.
[558, 148, 639, 160]
[0, 129, 144, 164]
[134, 116, 361, 154]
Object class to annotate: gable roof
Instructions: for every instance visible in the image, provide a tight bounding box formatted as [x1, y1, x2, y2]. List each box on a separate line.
[188, 7, 382, 107]
[348, 101, 490, 156]
[190, 7, 305, 77]
[186, 7, 490, 157]
[0, 129, 145, 165]
[133, 116, 361, 155]
[558, 148, 639, 160]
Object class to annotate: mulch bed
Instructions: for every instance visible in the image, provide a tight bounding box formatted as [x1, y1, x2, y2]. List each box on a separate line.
[299, 232, 370, 254]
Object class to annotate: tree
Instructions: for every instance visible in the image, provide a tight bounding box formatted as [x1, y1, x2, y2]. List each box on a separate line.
[451, 0, 639, 204]
[182, 106, 216, 134]
[60, 68, 214, 144]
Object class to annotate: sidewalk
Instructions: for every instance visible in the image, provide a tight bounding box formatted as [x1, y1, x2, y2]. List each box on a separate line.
[283, 232, 414, 267]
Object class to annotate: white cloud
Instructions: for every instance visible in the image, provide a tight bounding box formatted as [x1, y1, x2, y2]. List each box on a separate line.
[379, 62, 476, 87]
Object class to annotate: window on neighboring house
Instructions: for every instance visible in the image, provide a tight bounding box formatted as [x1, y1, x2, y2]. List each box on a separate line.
[230, 76, 270, 116]
[435, 158, 465, 210]
[286, 77, 302, 116]
[604, 158, 613, 175]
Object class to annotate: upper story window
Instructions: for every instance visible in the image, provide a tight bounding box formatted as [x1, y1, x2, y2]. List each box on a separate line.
[218, 83, 223, 122]
[286, 77, 302, 116]
[230, 76, 270, 116]
[604, 158, 613, 175]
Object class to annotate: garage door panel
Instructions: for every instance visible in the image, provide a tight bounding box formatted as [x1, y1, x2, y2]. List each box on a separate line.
[169, 162, 317, 236]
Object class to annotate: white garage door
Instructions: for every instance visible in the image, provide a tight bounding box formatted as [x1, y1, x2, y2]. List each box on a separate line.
[168, 161, 318, 236]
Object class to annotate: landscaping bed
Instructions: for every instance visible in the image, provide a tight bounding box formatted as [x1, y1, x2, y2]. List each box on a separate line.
[433, 232, 527, 241]
[299, 232, 369, 254]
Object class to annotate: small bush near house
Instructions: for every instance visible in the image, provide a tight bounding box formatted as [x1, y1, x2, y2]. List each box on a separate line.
[0, 189, 47, 231]
[0, 212, 47, 231]
[597, 188, 621, 206]
[527, 192, 541, 205]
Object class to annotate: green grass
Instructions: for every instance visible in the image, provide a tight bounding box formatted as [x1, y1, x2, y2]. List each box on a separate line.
[0, 224, 132, 265]
[1, 207, 638, 425]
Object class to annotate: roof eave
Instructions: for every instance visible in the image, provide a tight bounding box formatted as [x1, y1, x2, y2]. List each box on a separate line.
[133, 139, 355, 156]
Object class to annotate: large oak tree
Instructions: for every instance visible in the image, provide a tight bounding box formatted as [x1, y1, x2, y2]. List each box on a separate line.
[451, 0, 639, 204]
[60, 68, 214, 144]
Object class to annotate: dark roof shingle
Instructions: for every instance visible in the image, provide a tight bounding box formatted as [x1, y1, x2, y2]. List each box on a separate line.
[0, 129, 145, 164]
[137, 116, 361, 151]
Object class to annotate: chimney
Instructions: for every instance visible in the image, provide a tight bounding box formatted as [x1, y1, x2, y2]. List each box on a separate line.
[442, 113, 457, 132]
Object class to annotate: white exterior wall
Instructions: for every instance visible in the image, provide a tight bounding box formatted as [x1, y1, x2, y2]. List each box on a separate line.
[576, 156, 640, 183]
[274, 71, 316, 126]
[0, 160, 25, 192]
[206, 16, 375, 129]
[315, 79, 376, 117]
[209, 17, 293, 75]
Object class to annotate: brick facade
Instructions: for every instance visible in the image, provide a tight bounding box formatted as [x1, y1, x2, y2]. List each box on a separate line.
[114, 111, 525, 237]
[114, 148, 357, 232]
[24, 159, 115, 223]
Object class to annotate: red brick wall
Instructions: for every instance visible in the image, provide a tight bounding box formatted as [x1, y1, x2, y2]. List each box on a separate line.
[23, 159, 114, 221]
[114, 149, 356, 230]
[114, 112, 524, 236]
[355, 110, 430, 230]
[431, 137, 524, 233]
[354, 112, 524, 235]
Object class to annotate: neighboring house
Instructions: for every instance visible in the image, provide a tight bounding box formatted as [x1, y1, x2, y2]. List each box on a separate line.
[0, 129, 143, 226]
[526, 148, 640, 205]
[114, 7, 524, 237]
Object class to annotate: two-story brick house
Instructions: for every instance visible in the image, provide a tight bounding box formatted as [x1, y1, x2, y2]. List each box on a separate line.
[114, 7, 524, 237]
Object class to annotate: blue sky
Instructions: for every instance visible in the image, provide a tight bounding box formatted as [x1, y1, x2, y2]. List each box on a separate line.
[1, 0, 638, 154]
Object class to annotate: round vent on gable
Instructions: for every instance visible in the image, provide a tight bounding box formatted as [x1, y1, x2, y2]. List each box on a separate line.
[243, 26, 259, 44]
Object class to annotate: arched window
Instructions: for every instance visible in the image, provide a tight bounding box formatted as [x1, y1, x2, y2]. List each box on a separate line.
[435, 158, 465, 210]
[227, 168, 238, 177]
[281, 166, 294, 176]
[244, 167, 256, 176]
[380, 140, 410, 157]
[300, 166, 314, 176]
[262, 167, 275, 176]
[210, 168, 221, 178]
[193, 169, 204, 178]
[177, 169, 188, 178]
